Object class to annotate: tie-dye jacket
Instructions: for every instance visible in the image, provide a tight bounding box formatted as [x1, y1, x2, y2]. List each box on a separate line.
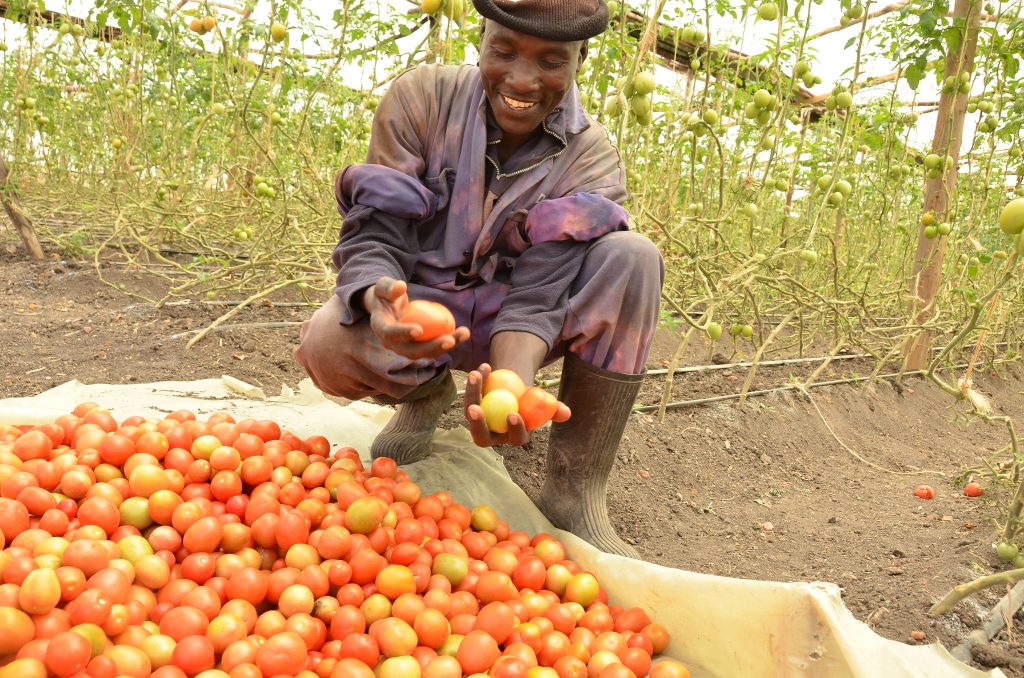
[332, 63, 630, 351]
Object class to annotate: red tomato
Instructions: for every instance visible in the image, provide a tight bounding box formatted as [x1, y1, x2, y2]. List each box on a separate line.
[913, 485, 936, 500]
[171, 635, 215, 675]
[517, 387, 560, 430]
[44, 630, 92, 676]
[400, 300, 456, 341]
[964, 482, 984, 497]
[256, 631, 308, 675]
[457, 629, 501, 674]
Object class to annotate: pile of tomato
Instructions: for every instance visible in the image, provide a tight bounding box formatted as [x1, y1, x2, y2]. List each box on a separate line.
[0, 402, 691, 678]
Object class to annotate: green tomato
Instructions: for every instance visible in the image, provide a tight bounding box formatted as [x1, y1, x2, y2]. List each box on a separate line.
[817, 174, 834, 191]
[997, 542, 1020, 562]
[923, 153, 942, 170]
[937, 223, 951, 236]
[741, 324, 754, 339]
[799, 249, 818, 264]
[633, 72, 656, 96]
[835, 179, 852, 197]
[835, 91, 853, 109]
[605, 94, 624, 117]
[758, 2, 779, 20]
[742, 203, 759, 218]
[827, 191, 844, 207]
[117, 534, 154, 563]
[702, 109, 720, 125]
[730, 323, 743, 337]
[794, 60, 810, 77]
[630, 93, 652, 118]
[706, 322, 723, 341]
[752, 89, 773, 109]
[999, 198, 1024, 235]
[923, 225, 937, 239]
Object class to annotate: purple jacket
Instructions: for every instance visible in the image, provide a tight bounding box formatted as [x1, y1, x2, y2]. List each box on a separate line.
[332, 63, 630, 351]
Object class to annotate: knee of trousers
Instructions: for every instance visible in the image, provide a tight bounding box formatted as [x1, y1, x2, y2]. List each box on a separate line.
[585, 231, 665, 289]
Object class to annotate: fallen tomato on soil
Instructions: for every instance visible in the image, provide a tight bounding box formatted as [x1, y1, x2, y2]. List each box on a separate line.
[913, 485, 936, 500]
[963, 482, 984, 497]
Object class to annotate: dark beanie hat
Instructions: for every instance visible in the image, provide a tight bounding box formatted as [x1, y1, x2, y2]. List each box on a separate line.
[473, 0, 609, 41]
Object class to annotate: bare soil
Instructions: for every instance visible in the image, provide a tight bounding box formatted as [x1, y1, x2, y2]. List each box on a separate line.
[3, 245, 1024, 676]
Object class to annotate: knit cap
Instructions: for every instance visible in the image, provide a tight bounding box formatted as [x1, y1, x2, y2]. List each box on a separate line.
[473, 0, 609, 41]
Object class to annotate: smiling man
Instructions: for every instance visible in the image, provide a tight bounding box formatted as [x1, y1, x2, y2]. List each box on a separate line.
[295, 0, 664, 558]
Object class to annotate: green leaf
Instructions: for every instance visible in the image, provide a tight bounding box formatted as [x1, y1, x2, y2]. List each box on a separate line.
[942, 26, 960, 52]
[920, 10, 938, 33]
[1006, 55, 1020, 78]
[905, 63, 923, 89]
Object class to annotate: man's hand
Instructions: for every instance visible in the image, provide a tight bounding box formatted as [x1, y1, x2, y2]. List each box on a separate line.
[365, 277, 470, 360]
[464, 363, 571, 448]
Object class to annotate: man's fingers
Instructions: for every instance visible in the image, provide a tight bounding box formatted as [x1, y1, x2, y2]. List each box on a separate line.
[376, 277, 407, 302]
[553, 403, 572, 423]
[466, 405, 493, 447]
[506, 413, 530, 446]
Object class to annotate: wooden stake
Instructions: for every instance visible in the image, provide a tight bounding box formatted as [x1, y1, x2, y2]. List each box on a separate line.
[0, 155, 44, 260]
[902, 0, 982, 371]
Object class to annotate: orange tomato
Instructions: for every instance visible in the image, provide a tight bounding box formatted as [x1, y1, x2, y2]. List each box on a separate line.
[400, 300, 456, 342]
[517, 387, 560, 431]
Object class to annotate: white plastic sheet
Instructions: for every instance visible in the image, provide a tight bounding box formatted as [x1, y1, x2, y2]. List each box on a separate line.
[0, 377, 1004, 678]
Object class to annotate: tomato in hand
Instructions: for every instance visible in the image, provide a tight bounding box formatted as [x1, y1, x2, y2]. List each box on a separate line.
[517, 387, 560, 431]
[483, 369, 526, 398]
[400, 300, 456, 342]
[480, 389, 519, 434]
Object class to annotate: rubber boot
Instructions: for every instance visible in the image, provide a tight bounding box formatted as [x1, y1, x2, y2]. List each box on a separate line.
[370, 368, 456, 465]
[537, 354, 643, 559]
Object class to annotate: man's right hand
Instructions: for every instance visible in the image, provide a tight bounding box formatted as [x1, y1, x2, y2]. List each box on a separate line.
[364, 277, 470, 360]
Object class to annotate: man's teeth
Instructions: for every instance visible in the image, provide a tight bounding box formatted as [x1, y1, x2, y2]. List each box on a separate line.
[503, 95, 535, 109]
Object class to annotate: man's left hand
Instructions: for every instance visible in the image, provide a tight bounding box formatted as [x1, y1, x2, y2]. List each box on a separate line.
[463, 363, 571, 448]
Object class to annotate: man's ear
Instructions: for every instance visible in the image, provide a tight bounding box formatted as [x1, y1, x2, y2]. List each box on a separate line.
[577, 42, 588, 71]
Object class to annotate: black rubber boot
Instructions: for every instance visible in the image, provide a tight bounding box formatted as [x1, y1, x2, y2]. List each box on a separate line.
[370, 368, 456, 465]
[536, 354, 644, 559]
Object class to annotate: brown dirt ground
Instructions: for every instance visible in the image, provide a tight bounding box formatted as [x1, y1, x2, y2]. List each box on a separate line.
[3, 244, 1024, 676]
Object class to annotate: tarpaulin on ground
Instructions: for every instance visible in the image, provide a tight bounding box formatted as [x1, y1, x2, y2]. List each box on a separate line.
[0, 377, 1004, 678]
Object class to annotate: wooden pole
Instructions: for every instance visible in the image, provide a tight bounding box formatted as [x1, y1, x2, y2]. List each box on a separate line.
[0, 156, 44, 260]
[902, 0, 982, 371]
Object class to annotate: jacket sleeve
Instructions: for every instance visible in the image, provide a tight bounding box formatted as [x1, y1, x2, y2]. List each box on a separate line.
[522, 132, 630, 245]
[331, 71, 435, 325]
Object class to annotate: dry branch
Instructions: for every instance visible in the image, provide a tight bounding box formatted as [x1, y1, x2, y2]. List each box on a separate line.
[810, 1, 912, 39]
[0, 155, 44, 260]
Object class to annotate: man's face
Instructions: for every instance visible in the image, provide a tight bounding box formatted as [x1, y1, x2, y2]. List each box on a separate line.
[478, 22, 586, 147]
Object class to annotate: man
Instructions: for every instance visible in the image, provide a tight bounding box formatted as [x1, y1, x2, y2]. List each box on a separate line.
[295, 0, 663, 558]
